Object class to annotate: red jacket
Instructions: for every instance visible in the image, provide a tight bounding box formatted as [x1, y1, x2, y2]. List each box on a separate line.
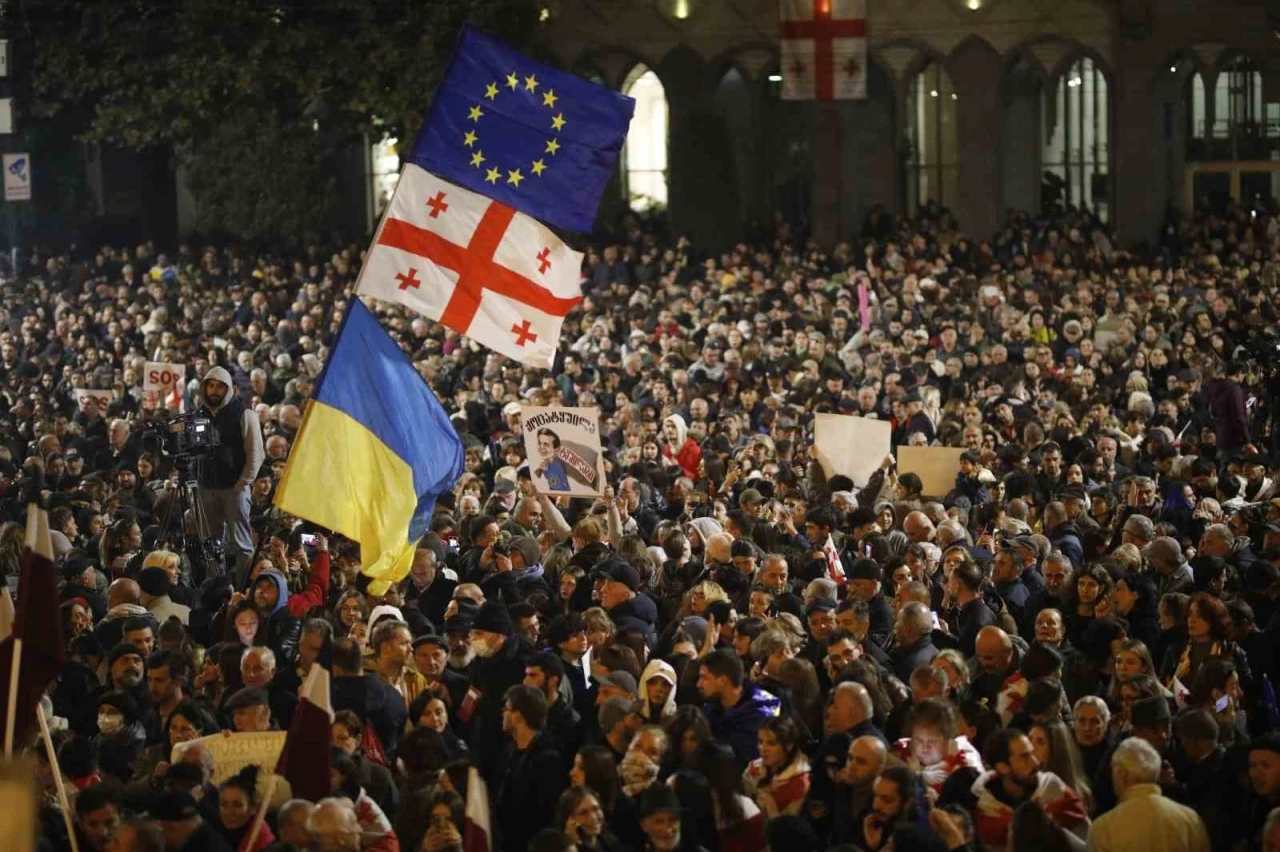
[287, 550, 331, 617]
[665, 438, 702, 480]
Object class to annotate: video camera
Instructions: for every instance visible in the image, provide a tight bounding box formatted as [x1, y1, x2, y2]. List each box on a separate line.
[146, 413, 221, 459]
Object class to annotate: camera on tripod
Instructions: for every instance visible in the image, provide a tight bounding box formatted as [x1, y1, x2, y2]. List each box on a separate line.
[141, 413, 228, 582]
[148, 413, 221, 459]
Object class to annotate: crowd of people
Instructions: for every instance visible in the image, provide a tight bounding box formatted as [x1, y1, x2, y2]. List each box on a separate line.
[6, 196, 1280, 852]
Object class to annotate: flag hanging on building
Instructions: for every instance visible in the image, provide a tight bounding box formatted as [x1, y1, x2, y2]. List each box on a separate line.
[275, 663, 333, 801]
[411, 24, 635, 233]
[357, 165, 585, 369]
[0, 503, 66, 748]
[779, 0, 868, 100]
[274, 299, 464, 596]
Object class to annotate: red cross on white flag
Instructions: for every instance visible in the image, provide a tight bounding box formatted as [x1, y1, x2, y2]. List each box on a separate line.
[779, 0, 868, 101]
[356, 164, 585, 368]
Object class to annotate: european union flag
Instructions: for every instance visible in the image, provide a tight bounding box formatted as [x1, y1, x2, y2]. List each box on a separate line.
[410, 24, 635, 233]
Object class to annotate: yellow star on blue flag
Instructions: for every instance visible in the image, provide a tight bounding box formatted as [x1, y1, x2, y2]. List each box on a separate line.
[409, 24, 635, 232]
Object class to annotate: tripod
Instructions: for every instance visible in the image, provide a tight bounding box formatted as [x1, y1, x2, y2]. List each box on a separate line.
[159, 454, 227, 585]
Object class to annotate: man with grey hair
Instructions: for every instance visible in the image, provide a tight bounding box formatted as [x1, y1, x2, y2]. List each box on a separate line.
[936, 519, 969, 550]
[1088, 737, 1209, 852]
[1198, 522, 1265, 585]
[276, 799, 316, 847]
[1119, 513, 1155, 549]
[805, 577, 839, 605]
[307, 797, 362, 851]
[889, 602, 938, 682]
[1145, 536, 1195, 597]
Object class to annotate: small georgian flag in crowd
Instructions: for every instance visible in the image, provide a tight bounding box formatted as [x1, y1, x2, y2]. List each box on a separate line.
[464, 765, 493, 852]
[823, 534, 846, 583]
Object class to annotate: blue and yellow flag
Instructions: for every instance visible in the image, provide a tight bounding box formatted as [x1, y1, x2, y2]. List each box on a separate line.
[410, 24, 635, 233]
[274, 299, 463, 595]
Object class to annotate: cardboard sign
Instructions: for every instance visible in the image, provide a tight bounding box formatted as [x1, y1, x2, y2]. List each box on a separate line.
[0, 761, 36, 852]
[73, 388, 117, 416]
[143, 361, 186, 412]
[173, 730, 287, 792]
[521, 406, 606, 497]
[897, 446, 966, 498]
[813, 413, 891, 487]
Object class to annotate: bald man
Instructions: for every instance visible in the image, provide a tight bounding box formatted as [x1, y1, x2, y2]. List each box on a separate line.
[824, 681, 885, 745]
[903, 512, 936, 543]
[808, 684, 887, 832]
[845, 736, 889, 817]
[970, 626, 1018, 709]
[95, 577, 153, 650]
[706, 532, 734, 566]
[814, 734, 889, 840]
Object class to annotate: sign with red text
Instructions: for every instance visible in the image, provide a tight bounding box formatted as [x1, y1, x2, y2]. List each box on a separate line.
[521, 406, 605, 497]
[73, 388, 117, 417]
[143, 361, 186, 412]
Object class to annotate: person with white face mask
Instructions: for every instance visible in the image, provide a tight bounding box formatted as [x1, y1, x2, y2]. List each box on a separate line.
[94, 690, 147, 783]
[464, 601, 535, 781]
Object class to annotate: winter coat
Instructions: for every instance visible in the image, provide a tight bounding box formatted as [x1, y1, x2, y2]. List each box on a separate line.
[704, 682, 782, 769]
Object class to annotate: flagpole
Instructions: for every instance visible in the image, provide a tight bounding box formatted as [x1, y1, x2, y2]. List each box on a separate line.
[4, 636, 23, 758]
[244, 773, 278, 850]
[37, 702, 78, 852]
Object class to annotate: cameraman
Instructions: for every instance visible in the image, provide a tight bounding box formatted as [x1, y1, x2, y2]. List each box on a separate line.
[197, 366, 264, 579]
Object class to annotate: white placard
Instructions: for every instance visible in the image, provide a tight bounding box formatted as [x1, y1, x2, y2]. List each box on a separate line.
[143, 361, 186, 412]
[813, 413, 891, 487]
[73, 388, 117, 416]
[521, 405, 605, 497]
[3, 152, 29, 200]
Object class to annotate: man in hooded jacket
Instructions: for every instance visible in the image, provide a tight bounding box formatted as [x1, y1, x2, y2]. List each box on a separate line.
[196, 366, 265, 581]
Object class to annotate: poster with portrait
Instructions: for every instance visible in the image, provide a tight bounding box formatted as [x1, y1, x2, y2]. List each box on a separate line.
[143, 361, 186, 412]
[521, 406, 606, 497]
[73, 388, 117, 417]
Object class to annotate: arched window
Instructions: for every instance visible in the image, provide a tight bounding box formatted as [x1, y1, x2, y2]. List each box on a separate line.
[369, 134, 400, 225]
[906, 61, 958, 212]
[1042, 56, 1110, 220]
[622, 65, 668, 211]
[1213, 55, 1262, 141]
[1189, 71, 1207, 140]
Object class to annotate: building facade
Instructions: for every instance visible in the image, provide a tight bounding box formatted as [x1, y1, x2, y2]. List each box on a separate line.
[525, 0, 1280, 248]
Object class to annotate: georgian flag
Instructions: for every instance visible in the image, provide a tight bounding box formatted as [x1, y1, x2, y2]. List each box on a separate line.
[779, 0, 868, 101]
[357, 164, 585, 369]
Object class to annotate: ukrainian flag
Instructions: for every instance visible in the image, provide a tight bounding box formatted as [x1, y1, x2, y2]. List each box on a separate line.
[274, 299, 464, 595]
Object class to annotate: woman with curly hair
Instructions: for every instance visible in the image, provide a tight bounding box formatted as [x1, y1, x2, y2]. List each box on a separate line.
[1161, 591, 1250, 689]
[216, 765, 275, 851]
